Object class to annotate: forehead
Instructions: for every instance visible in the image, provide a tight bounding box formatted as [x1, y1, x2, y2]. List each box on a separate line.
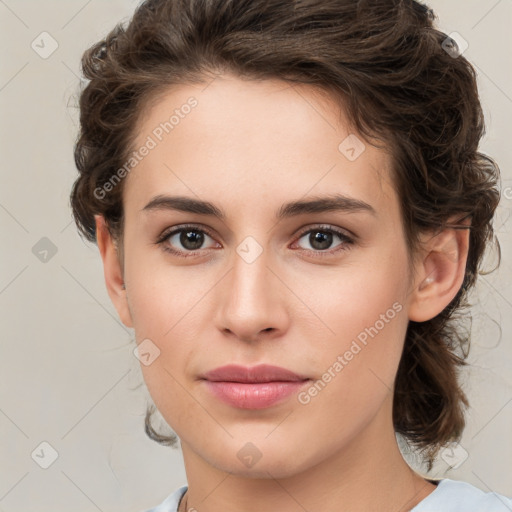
[124, 74, 397, 221]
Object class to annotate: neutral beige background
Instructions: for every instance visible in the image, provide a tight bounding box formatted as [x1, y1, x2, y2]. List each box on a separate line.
[0, 1, 511, 511]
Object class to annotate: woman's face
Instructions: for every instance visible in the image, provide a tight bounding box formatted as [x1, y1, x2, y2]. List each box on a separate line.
[117, 74, 418, 477]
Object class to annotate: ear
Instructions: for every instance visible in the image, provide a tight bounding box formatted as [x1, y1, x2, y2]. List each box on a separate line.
[95, 215, 133, 328]
[408, 216, 471, 322]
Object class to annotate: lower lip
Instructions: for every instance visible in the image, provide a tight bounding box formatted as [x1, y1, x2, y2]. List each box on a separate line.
[202, 380, 310, 409]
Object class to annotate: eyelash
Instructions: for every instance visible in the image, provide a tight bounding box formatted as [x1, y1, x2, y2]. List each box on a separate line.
[155, 223, 355, 259]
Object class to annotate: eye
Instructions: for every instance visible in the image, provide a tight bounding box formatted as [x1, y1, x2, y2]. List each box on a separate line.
[155, 223, 355, 259]
[292, 225, 354, 257]
[156, 224, 219, 257]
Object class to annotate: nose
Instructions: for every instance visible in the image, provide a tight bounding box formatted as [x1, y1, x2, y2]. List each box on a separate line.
[213, 246, 290, 343]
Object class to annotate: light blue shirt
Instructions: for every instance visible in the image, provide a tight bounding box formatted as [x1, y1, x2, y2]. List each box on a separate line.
[141, 479, 512, 512]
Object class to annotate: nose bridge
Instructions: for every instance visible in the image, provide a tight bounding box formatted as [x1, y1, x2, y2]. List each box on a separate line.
[215, 237, 287, 340]
[233, 241, 270, 303]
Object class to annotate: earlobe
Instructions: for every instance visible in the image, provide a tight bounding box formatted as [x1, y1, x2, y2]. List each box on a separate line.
[95, 215, 133, 328]
[408, 217, 470, 322]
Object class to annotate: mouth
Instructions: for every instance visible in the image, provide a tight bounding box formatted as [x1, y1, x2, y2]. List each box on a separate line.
[200, 364, 311, 409]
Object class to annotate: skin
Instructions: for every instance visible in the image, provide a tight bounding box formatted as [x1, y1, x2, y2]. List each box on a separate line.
[95, 73, 469, 512]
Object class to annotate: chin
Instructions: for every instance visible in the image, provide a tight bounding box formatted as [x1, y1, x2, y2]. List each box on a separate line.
[215, 456, 307, 480]
[200, 438, 317, 480]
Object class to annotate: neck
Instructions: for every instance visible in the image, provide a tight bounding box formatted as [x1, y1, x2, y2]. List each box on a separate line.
[179, 395, 436, 512]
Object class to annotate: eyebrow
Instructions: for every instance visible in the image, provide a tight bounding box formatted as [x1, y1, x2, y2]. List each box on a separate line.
[141, 193, 376, 219]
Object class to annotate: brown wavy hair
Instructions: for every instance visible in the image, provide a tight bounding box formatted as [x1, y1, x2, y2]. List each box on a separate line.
[70, 0, 501, 470]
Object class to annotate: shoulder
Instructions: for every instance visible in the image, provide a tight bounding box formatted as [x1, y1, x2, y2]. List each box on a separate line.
[139, 485, 188, 512]
[138, 481, 512, 512]
[413, 478, 512, 512]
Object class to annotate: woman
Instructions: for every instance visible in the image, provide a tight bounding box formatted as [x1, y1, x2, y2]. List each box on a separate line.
[70, 0, 511, 510]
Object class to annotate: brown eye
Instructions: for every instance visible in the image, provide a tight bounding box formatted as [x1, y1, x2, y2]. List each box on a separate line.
[305, 231, 335, 251]
[157, 225, 219, 257]
[293, 226, 354, 258]
[174, 229, 206, 251]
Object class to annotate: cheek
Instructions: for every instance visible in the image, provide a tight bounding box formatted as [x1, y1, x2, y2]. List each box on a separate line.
[317, 253, 409, 340]
[124, 242, 208, 337]
[128, 268, 202, 424]
[122, 245, 204, 385]
[309, 252, 410, 389]
[295, 283, 408, 441]
[321, 290, 407, 387]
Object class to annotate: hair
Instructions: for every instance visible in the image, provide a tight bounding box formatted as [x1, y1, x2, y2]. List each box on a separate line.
[70, 0, 501, 470]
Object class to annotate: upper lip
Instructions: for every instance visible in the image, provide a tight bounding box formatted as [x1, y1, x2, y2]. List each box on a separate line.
[201, 364, 309, 383]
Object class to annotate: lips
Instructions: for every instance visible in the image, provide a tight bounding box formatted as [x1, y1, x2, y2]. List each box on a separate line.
[201, 364, 309, 383]
[200, 364, 311, 409]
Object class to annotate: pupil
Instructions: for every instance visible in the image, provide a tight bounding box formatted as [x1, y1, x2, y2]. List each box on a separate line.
[181, 230, 204, 250]
[311, 231, 332, 250]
